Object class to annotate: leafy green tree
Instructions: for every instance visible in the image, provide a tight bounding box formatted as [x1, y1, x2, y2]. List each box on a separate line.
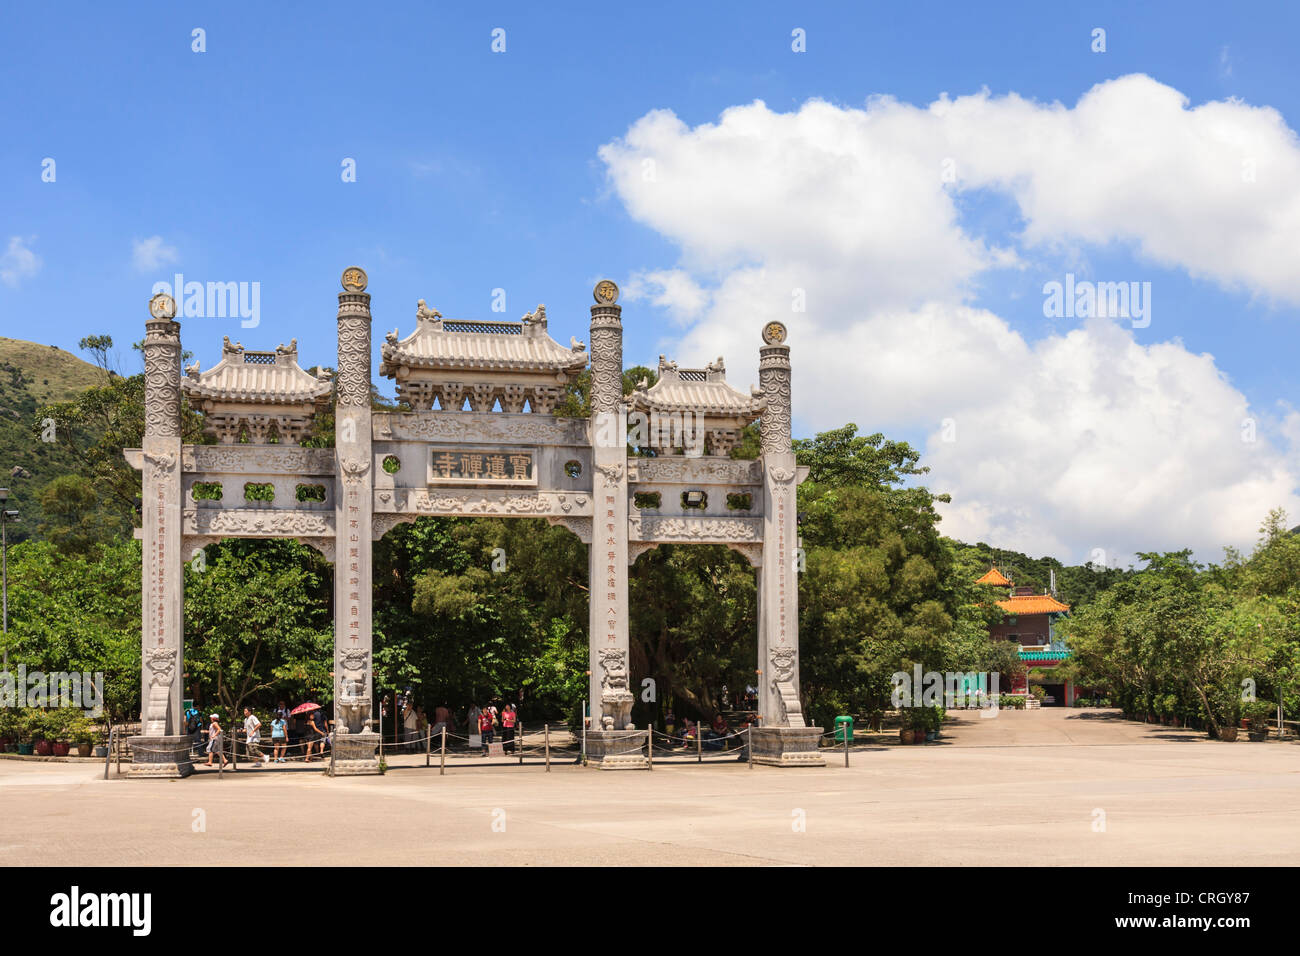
[37, 474, 112, 555]
[183, 540, 334, 718]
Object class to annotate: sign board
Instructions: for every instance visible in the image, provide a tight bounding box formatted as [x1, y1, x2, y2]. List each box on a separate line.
[428, 447, 536, 486]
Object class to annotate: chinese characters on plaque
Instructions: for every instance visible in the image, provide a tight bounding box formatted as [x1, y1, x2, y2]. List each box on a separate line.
[426, 448, 536, 486]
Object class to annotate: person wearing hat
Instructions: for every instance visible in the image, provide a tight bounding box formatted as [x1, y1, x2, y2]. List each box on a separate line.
[205, 713, 228, 769]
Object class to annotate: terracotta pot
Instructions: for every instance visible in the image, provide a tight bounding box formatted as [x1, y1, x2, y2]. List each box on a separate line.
[1217, 726, 1238, 742]
[913, 730, 927, 744]
[52, 741, 70, 757]
[34, 740, 52, 756]
[76, 743, 92, 757]
[899, 728, 915, 745]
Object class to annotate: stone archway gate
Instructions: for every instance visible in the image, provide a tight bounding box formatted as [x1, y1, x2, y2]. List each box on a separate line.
[125, 269, 823, 776]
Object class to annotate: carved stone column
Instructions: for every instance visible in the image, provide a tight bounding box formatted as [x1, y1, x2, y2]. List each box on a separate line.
[332, 266, 380, 774]
[586, 280, 645, 768]
[753, 321, 823, 765]
[129, 293, 193, 777]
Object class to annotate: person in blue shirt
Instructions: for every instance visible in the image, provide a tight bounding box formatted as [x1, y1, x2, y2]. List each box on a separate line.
[270, 714, 288, 762]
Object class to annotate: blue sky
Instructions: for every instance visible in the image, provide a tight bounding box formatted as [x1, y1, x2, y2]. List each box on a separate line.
[3, 1, 1298, 561]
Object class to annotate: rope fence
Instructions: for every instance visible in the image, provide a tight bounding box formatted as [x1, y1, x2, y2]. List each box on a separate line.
[109, 717, 890, 776]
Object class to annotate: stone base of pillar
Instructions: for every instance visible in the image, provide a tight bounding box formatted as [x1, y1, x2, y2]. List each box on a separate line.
[127, 735, 195, 778]
[750, 727, 826, 767]
[585, 729, 649, 770]
[330, 732, 381, 776]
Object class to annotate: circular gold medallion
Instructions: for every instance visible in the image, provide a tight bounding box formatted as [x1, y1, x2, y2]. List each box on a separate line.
[341, 266, 368, 292]
[149, 292, 177, 320]
[593, 279, 619, 304]
[762, 321, 787, 345]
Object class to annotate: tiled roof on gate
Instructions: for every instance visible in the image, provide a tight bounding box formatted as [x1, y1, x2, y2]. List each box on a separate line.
[182, 338, 332, 405]
[630, 356, 766, 417]
[379, 302, 588, 377]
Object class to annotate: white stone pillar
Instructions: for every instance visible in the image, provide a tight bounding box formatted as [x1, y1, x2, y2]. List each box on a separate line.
[332, 266, 380, 773]
[131, 293, 192, 776]
[754, 322, 823, 764]
[585, 280, 644, 768]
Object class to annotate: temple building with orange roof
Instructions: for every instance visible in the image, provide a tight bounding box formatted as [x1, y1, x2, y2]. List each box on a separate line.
[977, 566, 1076, 704]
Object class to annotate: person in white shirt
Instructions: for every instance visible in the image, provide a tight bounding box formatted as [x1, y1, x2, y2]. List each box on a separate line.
[402, 699, 419, 752]
[243, 708, 268, 765]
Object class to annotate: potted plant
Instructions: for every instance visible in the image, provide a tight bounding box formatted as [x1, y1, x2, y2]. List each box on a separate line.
[926, 705, 944, 741]
[0, 707, 19, 751]
[13, 710, 34, 755]
[45, 708, 72, 756]
[69, 714, 96, 757]
[1244, 700, 1272, 741]
[28, 710, 53, 756]
[908, 707, 930, 744]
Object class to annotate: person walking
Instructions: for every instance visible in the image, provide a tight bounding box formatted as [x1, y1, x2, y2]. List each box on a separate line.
[501, 703, 517, 754]
[402, 697, 419, 753]
[270, 712, 287, 762]
[467, 703, 481, 748]
[478, 706, 495, 755]
[432, 702, 450, 738]
[304, 708, 327, 762]
[243, 708, 268, 766]
[205, 713, 228, 769]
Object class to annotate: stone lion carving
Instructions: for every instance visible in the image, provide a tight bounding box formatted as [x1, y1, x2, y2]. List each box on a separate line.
[599, 648, 628, 691]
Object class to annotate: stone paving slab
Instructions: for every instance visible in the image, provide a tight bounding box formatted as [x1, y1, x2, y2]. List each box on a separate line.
[1, 709, 1295, 866]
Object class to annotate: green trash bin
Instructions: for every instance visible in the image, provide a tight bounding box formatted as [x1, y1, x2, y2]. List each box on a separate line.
[834, 715, 853, 742]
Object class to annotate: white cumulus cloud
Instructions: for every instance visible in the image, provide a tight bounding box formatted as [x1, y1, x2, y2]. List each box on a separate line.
[0, 236, 42, 287]
[132, 235, 179, 273]
[598, 75, 1300, 561]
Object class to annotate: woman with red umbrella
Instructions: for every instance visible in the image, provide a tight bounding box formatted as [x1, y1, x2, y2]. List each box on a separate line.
[293, 702, 326, 762]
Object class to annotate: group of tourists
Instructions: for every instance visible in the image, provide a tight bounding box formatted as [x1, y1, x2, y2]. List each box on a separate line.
[196, 701, 329, 769]
[399, 699, 455, 751]
[663, 710, 758, 751]
[467, 701, 519, 754]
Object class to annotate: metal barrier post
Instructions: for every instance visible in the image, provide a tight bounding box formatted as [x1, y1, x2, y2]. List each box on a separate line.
[439, 725, 446, 776]
[748, 726, 753, 769]
[426, 726, 432, 768]
[544, 723, 550, 772]
[104, 726, 115, 780]
[843, 724, 849, 767]
[647, 728, 653, 771]
[518, 722, 523, 765]
[697, 724, 702, 763]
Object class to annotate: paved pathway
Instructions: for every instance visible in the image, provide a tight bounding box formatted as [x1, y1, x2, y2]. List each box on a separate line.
[2, 709, 1296, 866]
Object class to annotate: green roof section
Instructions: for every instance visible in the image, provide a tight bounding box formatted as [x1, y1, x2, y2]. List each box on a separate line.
[1019, 649, 1071, 661]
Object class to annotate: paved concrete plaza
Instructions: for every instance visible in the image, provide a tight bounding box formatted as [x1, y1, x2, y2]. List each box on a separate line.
[2, 709, 1296, 866]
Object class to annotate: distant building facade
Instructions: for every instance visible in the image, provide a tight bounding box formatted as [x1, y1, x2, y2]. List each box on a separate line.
[977, 567, 1075, 705]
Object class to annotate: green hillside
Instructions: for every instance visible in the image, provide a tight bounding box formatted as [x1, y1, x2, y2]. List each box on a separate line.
[0, 338, 109, 542]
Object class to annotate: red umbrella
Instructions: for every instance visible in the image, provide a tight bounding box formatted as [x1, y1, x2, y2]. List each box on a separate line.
[290, 702, 321, 715]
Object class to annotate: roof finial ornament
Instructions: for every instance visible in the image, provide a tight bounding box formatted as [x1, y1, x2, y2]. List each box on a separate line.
[341, 266, 368, 292]
[593, 279, 619, 304]
[570, 336, 586, 352]
[416, 299, 441, 322]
